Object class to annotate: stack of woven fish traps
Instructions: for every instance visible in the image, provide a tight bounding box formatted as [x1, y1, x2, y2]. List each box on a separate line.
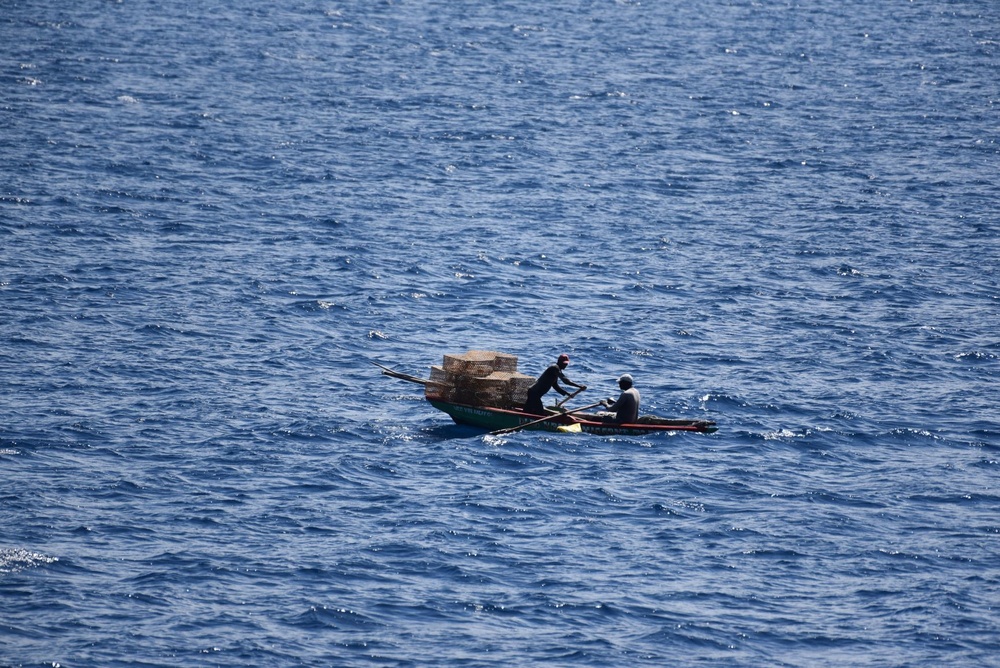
[425, 350, 535, 409]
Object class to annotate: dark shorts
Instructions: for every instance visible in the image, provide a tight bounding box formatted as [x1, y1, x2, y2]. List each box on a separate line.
[523, 396, 545, 415]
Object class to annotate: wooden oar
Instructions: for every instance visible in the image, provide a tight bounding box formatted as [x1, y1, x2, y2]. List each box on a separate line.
[489, 401, 605, 436]
[556, 387, 585, 408]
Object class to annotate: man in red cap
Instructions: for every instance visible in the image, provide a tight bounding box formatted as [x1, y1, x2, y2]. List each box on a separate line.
[523, 354, 587, 416]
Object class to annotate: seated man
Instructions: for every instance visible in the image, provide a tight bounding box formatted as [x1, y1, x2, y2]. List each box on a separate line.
[600, 374, 640, 423]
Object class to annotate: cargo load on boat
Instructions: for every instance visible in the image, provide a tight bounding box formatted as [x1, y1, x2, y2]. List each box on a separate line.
[424, 350, 534, 410]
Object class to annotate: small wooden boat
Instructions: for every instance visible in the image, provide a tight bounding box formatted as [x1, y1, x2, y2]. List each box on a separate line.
[374, 355, 716, 436]
[428, 398, 717, 435]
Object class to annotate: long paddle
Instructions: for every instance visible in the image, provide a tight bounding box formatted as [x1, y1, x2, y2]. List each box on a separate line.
[556, 387, 586, 408]
[370, 360, 452, 389]
[489, 400, 605, 436]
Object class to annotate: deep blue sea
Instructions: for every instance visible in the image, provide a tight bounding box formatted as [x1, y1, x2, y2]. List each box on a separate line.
[2, 0, 999, 666]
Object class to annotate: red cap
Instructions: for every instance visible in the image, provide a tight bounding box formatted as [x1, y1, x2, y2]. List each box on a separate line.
[558, 354, 570, 364]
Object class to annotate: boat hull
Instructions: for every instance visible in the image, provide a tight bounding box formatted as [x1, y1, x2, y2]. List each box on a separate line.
[428, 400, 716, 435]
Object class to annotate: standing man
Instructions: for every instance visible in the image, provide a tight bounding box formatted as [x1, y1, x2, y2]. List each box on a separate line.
[523, 353, 587, 415]
[601, 374, 640, 423]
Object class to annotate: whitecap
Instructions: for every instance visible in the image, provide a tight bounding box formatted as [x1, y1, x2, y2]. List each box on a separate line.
[763, 428, 805, 440]
[0, 548, 58, 574]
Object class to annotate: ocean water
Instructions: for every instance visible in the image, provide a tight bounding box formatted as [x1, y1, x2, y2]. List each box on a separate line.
[2, 0, 999, 666]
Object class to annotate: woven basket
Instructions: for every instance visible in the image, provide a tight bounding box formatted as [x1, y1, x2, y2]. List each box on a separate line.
[505, 373, 535, 406]
[425, 365, 454, 401]
[442, 353, 493, 378]
[430, 351, 532, 408]
[490, 352, 518, 373]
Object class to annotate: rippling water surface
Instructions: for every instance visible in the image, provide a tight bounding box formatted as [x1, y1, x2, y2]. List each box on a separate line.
[2, 1, 999, 666]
